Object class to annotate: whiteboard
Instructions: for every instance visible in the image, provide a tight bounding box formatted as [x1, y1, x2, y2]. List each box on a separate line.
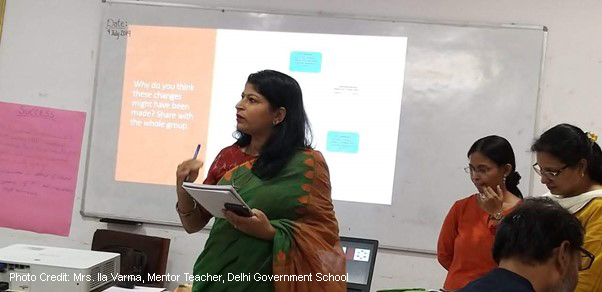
[82, 1, 545, 253]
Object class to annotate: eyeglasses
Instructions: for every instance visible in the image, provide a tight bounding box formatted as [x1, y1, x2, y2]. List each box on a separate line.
[532, 163, 569, 179]
[464, 166, 492, 175]
[579, 247, 595, 271]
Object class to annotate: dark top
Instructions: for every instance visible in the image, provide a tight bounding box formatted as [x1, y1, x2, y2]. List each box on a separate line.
[459, 267, 535, 292]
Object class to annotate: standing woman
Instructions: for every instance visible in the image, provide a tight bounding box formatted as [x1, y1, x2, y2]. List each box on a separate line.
[438, 135, 523, 290]
[176, 70, 345, 292]
[532, 123, 602, 292]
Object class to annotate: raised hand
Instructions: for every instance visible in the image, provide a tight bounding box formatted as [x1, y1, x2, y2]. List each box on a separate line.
[477, 185, 504, 216]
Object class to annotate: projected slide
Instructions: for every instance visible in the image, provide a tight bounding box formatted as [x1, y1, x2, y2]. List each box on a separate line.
[115, 25, 407, 205]
[115, 26, 215, 185]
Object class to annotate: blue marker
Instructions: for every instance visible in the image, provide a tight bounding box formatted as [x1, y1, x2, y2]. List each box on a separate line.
[185, 144, 201, 182]
[193, 144, 201, 159]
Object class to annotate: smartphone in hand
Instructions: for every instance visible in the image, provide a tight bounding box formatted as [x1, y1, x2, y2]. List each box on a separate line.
[224, 203, 253, 217]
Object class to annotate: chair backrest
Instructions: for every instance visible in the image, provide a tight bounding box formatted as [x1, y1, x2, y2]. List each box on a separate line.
[340, 236, 379, 292]
[91, 229, 170, 288]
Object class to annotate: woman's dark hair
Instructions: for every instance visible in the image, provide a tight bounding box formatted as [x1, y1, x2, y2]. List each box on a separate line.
[235, 70, 312, 179]
[468, 135, 523, 199]
[531, 123, 602, 184]
[493, 197, 584, 264]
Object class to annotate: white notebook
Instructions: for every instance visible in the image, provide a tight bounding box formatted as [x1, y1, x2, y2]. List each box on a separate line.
[181, 182, 250, 218]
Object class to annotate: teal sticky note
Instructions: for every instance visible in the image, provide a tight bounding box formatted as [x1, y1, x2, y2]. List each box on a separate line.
[327, 132, 359, 153]
[289, 51, 322, 73]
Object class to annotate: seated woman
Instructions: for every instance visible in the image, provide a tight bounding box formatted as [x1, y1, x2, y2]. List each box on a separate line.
[175, 70, 346, 292]
[531, 123, 602, 292]
[437, 135, 523, 290]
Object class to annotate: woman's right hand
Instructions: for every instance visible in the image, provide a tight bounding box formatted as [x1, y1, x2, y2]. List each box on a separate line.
[176, 158, 210, 233]
[176, 159, 204, 187]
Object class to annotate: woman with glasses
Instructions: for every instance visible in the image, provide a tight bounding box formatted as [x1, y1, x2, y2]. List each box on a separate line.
[437, 135, 523, 291]
[531, 123, 602, 292]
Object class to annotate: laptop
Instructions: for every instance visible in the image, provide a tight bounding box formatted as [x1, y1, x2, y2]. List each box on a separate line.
[340, 236, 379, 292]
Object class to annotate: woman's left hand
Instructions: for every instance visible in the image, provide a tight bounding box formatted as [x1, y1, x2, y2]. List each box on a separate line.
[222, 208, 276, 241]
[477, 185, 504, 216]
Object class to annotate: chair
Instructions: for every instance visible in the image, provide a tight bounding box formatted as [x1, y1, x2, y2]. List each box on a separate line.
[91, 229, 170, 288]
[340, 236, 379, 292]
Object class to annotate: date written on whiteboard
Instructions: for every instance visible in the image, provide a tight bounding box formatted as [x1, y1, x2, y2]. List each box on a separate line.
[106, 19, 131, 40]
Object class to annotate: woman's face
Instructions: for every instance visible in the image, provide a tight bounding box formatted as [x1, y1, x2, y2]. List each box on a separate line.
[535, 151, 584, 197]
[235, 83, 279, 136]
[467, 152, 507, 193]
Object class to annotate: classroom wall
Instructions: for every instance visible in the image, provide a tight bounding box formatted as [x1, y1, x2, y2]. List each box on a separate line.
[1, 0, 601, 290]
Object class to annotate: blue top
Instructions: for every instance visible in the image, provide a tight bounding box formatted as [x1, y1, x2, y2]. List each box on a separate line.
[459, 268, 535, 292]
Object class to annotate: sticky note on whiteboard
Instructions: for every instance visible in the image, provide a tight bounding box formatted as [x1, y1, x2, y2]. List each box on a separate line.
[289, 51, 322, 73]
[327, 131, 359, 153]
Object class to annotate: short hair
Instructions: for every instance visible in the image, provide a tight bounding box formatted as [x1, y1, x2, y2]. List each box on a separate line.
[492, 197, 584, 264]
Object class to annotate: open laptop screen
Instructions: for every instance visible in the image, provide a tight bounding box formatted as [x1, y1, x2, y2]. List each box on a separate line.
[340, 237, 379, 288]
